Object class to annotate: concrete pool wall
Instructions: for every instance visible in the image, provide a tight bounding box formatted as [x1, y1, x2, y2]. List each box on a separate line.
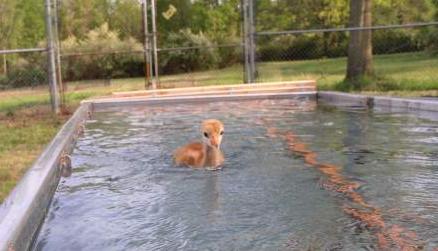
[0, 81, 437, 251]
[318, 91, 438, 120]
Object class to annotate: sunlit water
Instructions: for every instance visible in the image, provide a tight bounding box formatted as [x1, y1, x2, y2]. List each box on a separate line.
[33, 99, 438, 250]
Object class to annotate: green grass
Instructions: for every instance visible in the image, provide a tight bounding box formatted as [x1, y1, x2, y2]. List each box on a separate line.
[84, 52, 436, 92]
[113, 51, 437, 92]
[0, 111, 65, 200]
[0, 51, 437, 202]
[0, 94, 50, 113]
[0, 92, 97, 114]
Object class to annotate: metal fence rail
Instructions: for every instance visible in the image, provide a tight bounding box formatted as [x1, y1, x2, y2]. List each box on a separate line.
[257, 21, 438, 36]
[0, 48, 46, 55]
[157, 44, 241, 52]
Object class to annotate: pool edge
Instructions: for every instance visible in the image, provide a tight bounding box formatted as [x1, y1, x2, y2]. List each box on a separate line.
[318, 91, 438, 112]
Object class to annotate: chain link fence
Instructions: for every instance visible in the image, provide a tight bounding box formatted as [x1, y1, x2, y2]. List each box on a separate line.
[152, 1, 244, 87]
[55, 0, 245, 93]
[251, 0, 438, 92]
[156, 44, 243, 88]
[254, 24, 438, 92]
[0, 0, 48, 92]
[57, 0, 146, 95]
[0, 51, 47, 90]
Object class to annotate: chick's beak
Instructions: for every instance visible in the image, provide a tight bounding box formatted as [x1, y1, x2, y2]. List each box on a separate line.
[210, 138, 219, 148]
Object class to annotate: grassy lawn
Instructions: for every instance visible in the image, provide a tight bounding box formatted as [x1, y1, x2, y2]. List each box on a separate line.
[257, 52, 438, 91]
[0, 109, 65, 200]
[0, 51, 437, 202]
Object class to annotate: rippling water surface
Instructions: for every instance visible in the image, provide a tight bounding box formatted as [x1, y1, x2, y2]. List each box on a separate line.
[34, 99, 438, 250]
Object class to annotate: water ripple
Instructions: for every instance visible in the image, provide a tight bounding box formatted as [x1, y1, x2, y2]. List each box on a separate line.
[33, 99, 438, 251]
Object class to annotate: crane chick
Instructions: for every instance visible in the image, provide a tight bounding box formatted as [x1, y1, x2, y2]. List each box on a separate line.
[173, 119, 224, 169]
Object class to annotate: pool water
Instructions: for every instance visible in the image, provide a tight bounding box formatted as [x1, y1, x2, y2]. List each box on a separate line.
[33, 99, 438, 250]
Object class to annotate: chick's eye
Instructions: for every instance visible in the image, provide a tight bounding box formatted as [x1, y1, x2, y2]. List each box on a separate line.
[204, 132, 209, 138]
[220, 131, 224, 135]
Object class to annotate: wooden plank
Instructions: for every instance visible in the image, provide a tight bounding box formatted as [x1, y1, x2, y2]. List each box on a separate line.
[112, 80, 316, 98]
[109, 86, 315, 100]
[113, 80, 315, 96]
[88, 92, 317, 111]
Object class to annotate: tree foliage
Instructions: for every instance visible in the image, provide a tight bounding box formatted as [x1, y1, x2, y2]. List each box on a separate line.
[160, 29, 220, 74]
[0, 0, 45, 49]
[61, 23, 143, 81]
[0, 0, 436, 50]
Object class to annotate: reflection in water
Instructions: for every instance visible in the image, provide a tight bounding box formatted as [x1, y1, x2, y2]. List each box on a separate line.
[33, 99, 438, 250]
[204, 173, 220, 223]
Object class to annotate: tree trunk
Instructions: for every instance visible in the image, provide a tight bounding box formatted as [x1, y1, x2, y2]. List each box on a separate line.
[361, 0, 373, 76]
[346, 0, 365, 84]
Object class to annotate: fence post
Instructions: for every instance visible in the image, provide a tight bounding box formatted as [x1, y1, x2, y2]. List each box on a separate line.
[53, 0, 64, 109]
[44, 0, 61, 114]
[248, 0, 256, 82]
[142, 0, 153, 89]
[151, 0, 159, 89]
[242, 0, 250, 83]
[242, 0, 256, 84]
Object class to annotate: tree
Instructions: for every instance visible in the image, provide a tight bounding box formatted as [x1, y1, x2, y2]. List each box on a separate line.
[0, 0, 26, 49]
[59, 0, 109, 39]
[346, 0, 364, 83]
[373, 0, 434, 25]
[346, 0, 373, 88]
[299, 0, 349, 56]
[19, 0, 45, 48]
[362, 0, 373, 76]
[0, 0, 45, 49]
[0, 0, 24, 75]
[111, 0, 142, 41]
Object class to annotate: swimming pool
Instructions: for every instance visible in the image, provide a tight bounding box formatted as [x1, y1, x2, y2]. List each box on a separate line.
[32, 98, 437, 250]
